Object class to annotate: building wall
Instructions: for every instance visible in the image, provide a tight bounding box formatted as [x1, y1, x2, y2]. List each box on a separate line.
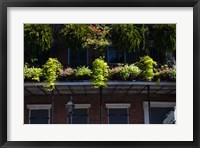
[24, 94, 176, 124]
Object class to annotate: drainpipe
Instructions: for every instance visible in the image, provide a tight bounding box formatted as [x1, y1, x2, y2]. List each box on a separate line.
[100, 87, 103, 124]
[147, 85, 151, 124]
[51, 90, 54, 124]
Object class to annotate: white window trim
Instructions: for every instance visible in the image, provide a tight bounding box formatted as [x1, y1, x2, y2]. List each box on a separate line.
[143, 101, 176, 124]
[106, 103, 130, 124]
[74, 104, 91, 109]
[106, 103, 131, 109]
[27, 104, 52, 124]
[27, 104, 52, 110]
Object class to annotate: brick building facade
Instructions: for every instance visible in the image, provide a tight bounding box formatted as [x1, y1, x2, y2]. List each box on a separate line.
[24, 82, 176, 124]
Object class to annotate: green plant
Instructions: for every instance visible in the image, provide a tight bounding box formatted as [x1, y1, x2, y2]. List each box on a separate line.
[59, 67, 75, 81]
[75, 66, 92, 76]
[109, 66, 123, 80]
[119, 64, 141, 81]
[59, 24, 89, 50]
[42, 58, 63, 91]
[24, 64, 43, 82]
[111, 24, 142, 51]
[135, 56, 157, 81]
[24, 24, 53, 64]
[92, 58, 109, 88]
[155, 65, 176, 82]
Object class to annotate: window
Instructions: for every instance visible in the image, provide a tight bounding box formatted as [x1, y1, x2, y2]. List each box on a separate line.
[68, 104, 90, 124]
[72, 109, 88, 124]
[107, 47, 125, 64]
[68, 48, 88, 67]
[106, 104, 130, 124]
[151, 107, 175, 124]
[143, 102, 176, 124]
[27, 104, 51, 124]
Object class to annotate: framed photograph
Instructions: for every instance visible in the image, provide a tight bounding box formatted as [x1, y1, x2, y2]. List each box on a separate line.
[1, 0, 199, 148]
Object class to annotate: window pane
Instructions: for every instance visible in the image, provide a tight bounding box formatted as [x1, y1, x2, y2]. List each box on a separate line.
[72, 109, 88, 124]
[109, 109, 128, 124]
[70, 49, 87, 67]
[151, 107, 175, 124]
[30, 110, 49, 124]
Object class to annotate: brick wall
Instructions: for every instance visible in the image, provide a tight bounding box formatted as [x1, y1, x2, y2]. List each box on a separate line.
[24, 93, 175, 124]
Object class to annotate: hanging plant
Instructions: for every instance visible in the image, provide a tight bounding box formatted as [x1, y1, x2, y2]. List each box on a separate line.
[92, 57, 109, 88]
[42, 58, 63, 91]
[111, 24, 142, 52]
[24, 24, 53, 64]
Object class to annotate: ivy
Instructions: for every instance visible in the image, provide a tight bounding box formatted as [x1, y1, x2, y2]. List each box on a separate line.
[92, 58, 109, 88]
[42, 58, 63, 91]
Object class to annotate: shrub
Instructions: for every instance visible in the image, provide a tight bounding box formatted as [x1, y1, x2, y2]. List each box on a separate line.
[92, 58, 109, 88]
[109, 66, 123, 80]
[59, 67, 75, 81]
[119, 64, 141, 81]
[24, 64, 43, 82]
[76, 66, 92, 76]
[135, 56, 157, 81]
[42, 58, 63, 91]
[155, 65, 176, 82]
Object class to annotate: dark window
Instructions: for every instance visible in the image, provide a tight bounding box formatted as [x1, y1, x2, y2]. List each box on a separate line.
[72, 109, 88, 124]
[108, 108, 128, 124]
[69, 48, 87, 67]
[126, 51, 134, 64]
[151, 107, 175, 124]
[30, 110, 49, 124]
[107, 48, 125, 64]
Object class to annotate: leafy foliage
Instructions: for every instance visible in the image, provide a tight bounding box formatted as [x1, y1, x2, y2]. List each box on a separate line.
[75, 66, 92, 77]
[74, 66, 92, 80]
[24, 57, 176, 86]
[24, 64, 43, 82]
[119, 64, 141, 81]
[24, 24, 53, 64]
[42, 58, 63, 91]
[60, 24, 111, 55]
[111, 24, 142, 51]
[92, 58, 109, 88]
[59, 24, 89, 50]
[135, 56, 157, 81]
[155, 65, 176, 82]
[85, 24, 111, 51]
[59, 67, 75, 81]
[109, 66, 123, 80]
[151, 24, 176, 63]
[152, 24, 176, 52]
